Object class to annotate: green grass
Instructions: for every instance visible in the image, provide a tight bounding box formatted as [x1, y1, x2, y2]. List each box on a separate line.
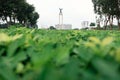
[0, 28, 120, 80]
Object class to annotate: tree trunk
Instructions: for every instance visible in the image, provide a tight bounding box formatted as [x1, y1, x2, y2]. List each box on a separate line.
[118, 21, 120, 30]
[5, 16, 8, 23]
[9, 16, 12, 25]
[110, 16, 114, 30]
[117, 17, 120, 30]
[104, 15, 108, 30]
[118, 22, 120, 30]
[13, 18, 15, 23]
[97, 23, 101, 30]
[2, 17, 5, 22]
[108, 15, 113, 30]
[104, 19, 108, 30]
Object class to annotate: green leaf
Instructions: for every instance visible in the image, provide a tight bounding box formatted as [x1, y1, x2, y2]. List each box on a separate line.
[54, 46, 70, 65]
[61, 56, 80, 80]
[0, 63, 17, 80]
[7, 38, 25, 57]
[0, 48, 5, 56]
[11, 51, 27, 67]
[73, 46, 94, 62]
[92, 57, 120, 79]
[16, 63, 24, 73]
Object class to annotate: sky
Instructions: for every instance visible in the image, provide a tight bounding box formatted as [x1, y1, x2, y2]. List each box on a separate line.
[27, 0, 96, 29]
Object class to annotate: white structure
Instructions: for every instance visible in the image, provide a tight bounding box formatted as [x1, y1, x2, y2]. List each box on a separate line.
[55, 8, 72, 30]
[59, 8, 63, 26]
[55, 24, 72, 30]
[81, 21, 89, 28]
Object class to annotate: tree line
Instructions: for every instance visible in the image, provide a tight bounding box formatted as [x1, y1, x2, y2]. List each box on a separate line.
[0, 0, 39, 28]
[92, 0, 120, 30]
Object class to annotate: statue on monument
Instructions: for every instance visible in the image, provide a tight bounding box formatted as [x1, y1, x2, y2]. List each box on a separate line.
[59, 8, 63, 14]
[59, 8, 63, 29]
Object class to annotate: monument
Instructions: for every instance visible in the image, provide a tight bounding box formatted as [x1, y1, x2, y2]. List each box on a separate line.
[59, 8, 63, 27]
[55, 8, 72, 30]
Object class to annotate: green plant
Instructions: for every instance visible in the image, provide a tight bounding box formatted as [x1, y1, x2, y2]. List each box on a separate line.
[0, 28, 120, 80]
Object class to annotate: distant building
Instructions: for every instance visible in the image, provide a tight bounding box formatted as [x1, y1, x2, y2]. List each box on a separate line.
[81, 21, 89, 28]
[55, 24, 72, 30]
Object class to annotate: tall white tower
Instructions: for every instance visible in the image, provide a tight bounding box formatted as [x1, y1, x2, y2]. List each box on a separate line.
[55, 8, 72, 30]
[59, 8, 63, 29]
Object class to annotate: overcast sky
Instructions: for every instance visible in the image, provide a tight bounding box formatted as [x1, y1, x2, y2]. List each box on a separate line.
[27, 0, 96, 28]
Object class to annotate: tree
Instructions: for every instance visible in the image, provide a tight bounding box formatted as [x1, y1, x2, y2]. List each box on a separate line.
[92, 0, 119, 30]
[49, 26, 56, 30]
[29, 12, 39, 26]
[90, 22, 96, 26]
[0, 0, 39, 28]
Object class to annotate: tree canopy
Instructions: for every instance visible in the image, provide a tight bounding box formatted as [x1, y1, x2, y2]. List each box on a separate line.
[92, 0, 120, 30]
[0, 0, 39, 28]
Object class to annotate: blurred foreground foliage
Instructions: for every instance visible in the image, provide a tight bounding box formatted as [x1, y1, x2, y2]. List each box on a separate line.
[0, 28, 120, 80]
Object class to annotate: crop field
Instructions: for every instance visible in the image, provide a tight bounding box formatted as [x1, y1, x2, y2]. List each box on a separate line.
[0, 28, 120, 80]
